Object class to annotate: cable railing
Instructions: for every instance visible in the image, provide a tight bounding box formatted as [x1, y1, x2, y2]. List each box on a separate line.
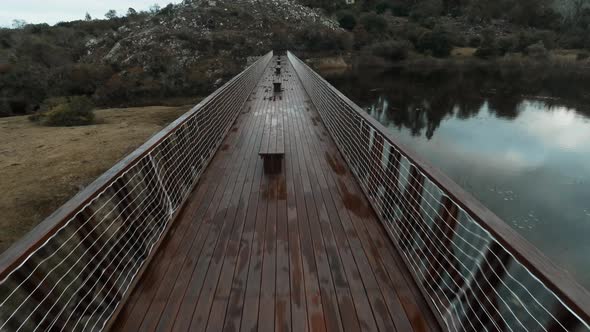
[0, 51, 273, 332]
[288, 51, 590, 332]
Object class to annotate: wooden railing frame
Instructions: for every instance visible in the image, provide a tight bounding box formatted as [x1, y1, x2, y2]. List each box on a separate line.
[288, 51, 590, 327]
[0, 52, 273, 330]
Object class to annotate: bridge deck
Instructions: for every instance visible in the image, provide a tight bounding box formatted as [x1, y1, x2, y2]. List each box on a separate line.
[111, 57, 439, 332]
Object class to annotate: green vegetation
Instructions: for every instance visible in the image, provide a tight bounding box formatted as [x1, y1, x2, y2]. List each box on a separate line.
[359, 12, 388, 34]
[294, 25, 352, 52]
[337, 11, 357, 31]
[416, 27, 453, 57]
[29, 96, 96, 126]
[301, 0, 590, 63]
[0, 99, 11, 117]
[0, 14, 136, 117]
[2, 0, 590, 119]
[0, 4, 224, 118]
[370, 40, 410, 61]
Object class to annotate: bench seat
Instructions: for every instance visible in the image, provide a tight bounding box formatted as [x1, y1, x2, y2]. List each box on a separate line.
[259, 112, 285, 173]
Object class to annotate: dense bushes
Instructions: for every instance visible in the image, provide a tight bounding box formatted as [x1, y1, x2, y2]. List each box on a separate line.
[337, 11, 357, 31]
[327, 0, 590, 62]
[468, 35, 482, 47]
[360, 13, 388, 34]
[473, 47, 494, 59]
[371, 40, 411, 61]
[410, 0, 444, 20]
[497, 35, 518, 54]
[295, 25, 353, 52]
[0, 100, 11, 117]
[3, 0, 590, 121]
[474, 29, 498, 58]
[416, 27, 453, 57]
[0, 18, 126, 118]
[29, 96, 95, 126]
[375, 1, 410, 16]
[525, 42, 549, 60]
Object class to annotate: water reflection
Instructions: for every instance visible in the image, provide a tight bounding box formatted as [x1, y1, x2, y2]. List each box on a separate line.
[327, 67, 590, 289]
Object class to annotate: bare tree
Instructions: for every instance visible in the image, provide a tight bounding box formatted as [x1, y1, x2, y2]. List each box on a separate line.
[556, 0, 590, 23]
[572, 0, 590, 22]
[105, 9, 117, 20]
[150, 4, 161, 14]
[85, 12, 92, 21]
[11, 19, 27, 29]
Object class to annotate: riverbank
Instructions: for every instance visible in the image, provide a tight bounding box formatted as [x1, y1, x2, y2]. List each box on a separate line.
[306, 47, 590, 72]
[0, 105, 191, 253]
[308, 48, 590, 107]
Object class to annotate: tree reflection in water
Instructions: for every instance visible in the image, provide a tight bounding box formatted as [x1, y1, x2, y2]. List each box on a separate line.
[326, 65, 590, 140]
[325, 65, 590, 290]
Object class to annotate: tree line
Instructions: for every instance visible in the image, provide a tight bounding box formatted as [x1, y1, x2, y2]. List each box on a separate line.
[299, 0, 590, 57]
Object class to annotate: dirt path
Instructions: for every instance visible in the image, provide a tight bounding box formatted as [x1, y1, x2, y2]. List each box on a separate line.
[0, 105, 191, 253]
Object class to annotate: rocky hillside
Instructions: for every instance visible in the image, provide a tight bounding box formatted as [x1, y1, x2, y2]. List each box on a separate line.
[0, 0, 342, 116]
[90, 0, 337, 64]
[84, 0, 339, 89]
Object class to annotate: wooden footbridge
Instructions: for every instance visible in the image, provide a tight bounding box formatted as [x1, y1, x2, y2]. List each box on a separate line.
[1, 51, 590, 332]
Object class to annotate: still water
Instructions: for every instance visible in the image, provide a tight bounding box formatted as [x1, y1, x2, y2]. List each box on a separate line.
[326, 66, 590, 289]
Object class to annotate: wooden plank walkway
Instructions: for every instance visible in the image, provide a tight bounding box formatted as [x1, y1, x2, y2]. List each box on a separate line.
[110, 56, 440, 332]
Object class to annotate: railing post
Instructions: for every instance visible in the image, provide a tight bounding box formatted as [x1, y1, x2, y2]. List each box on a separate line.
[382, 146, 401, 223]
[149, 155, 174, 214]
[399, 165, 425, 251]
[458, 241, 510, 331]
[74, 207, 123, 314]
[368, 134, 384, 198]
[423, 197, 462, 297]
[358, 122, 372, 180]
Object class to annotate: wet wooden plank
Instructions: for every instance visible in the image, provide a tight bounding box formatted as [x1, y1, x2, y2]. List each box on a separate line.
[204, 88, 268, 332]
[186, 90, 269, 332]
[274, 99, 292, 332]
[308, 113, 439, 331]
[221, 80, 270, 332]
[288, 89, 329, 332]
[239, 162, 270, 332]
[110, 56, 439, 332]
[287, 87, 379, 332]
[291, 68, 437, 332]
[260, 113, 272, 155]
[114, 107, 255, 332]
[154, 99, 262, 332]
[307, 112, 441, 331]
[290, 84, 362, 332]
[284, 89, 309, 332]
[258, 145, 278, 332]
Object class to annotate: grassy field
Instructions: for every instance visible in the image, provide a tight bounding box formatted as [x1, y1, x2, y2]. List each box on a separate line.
[0, 105, 191, 253]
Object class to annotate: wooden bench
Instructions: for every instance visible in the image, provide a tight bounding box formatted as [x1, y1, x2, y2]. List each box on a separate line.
[259, 111, 285, 174]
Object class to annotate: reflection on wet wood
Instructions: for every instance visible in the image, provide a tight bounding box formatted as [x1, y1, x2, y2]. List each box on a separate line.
[111, 57, 440, 331]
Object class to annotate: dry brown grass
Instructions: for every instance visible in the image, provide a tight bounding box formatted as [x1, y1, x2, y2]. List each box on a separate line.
[0, 105, 191, 253]
[451, 47, 477, 58]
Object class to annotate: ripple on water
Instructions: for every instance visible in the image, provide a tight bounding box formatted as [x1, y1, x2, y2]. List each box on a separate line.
[510, 211, 539, 231]
[489, 187, 517, 201]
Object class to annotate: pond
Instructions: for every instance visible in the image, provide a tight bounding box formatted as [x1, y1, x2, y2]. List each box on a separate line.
[325, 65, 590, 290]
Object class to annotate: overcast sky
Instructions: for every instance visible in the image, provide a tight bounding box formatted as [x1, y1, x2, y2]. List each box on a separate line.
[1, 1, 182, 27]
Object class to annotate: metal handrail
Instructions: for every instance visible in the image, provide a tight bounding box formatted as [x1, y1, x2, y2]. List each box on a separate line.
[288, 51, 590, 332]
[0, 52, 273, 331]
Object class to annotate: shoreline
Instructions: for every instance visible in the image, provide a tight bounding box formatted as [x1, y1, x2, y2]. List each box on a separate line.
[305, 47, 590, 74]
